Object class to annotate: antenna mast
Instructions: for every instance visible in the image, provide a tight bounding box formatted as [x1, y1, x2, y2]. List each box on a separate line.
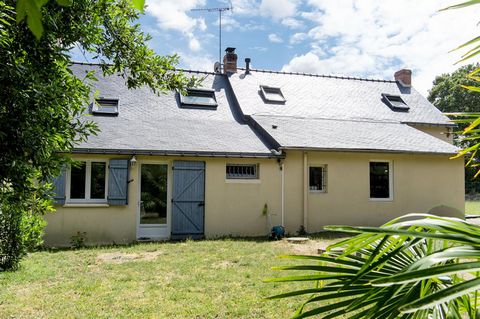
[191, 4, 232, 66]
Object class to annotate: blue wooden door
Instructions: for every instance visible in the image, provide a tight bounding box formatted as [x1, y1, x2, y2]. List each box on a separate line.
[172, 161, 205, 239]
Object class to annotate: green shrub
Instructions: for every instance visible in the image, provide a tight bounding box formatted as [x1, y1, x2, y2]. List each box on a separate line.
[0, 186, 50, 271]
[70, 232, 87, 249]
[0, 200, 22, 271]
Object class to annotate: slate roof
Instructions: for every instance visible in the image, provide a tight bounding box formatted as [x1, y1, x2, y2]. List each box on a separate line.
[71, 63, 459, 156]
[252, 115, 459, 155]
[70, 63, 274, 157]
[228, 69, 451, 125]
[227, 69, 458, 155]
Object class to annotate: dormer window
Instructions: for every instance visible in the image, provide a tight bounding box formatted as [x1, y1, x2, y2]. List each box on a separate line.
[382, 94, 409, 112]
[179, 88, 217, 109]
[260, 85, 286, 103]
[92, 98, 119, 116]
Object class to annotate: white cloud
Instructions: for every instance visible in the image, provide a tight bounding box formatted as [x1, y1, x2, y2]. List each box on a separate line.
[289, 32, 307, 44]
[283, 0, 480, 95]
[188, 36, 201, 51]
[215, 14, 240, 32]
[260, 0, 298, 20]
[146, 0, 206, 33]
[268, 33, 283, 43]
[179, 51, 215, 71]
[228, 0, 261, 15]
[146, 0, 208, 52]
[281, 17, 304, 29]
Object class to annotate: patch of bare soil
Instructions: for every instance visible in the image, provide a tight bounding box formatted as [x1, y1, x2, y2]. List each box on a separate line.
[212, 260, 238, 269]
[96, 250, 163, 264]
[274, 239, 335, 255]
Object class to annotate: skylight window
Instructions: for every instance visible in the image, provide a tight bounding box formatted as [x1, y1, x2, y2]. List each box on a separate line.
[179, 88, 217, 109]
[260, 85, 286, 103]
[92, 98, 119, 116]
[382, 94, 409, 112]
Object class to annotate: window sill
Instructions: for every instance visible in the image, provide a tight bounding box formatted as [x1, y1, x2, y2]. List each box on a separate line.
[225, 179, 261, 184]
[369, 198, 393, 202]
[63, 203, 110, 208]
[309, 190, 327, 193]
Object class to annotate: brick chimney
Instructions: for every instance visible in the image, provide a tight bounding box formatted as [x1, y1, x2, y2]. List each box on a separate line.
[223, 47, 237, 74]
[394, 69, 412, 87]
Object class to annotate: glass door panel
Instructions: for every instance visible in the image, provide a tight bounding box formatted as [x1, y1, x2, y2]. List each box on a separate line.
[140, 164, 168, 225]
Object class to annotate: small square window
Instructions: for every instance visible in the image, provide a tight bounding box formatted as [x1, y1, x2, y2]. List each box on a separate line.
[370, 161, 392, 199]
[226, 164, 259, 179]
[179, 88, 217, 108]
[309, 166, 327, 192]
[382, 94, 409, 111]
[260, 85, 286, 103]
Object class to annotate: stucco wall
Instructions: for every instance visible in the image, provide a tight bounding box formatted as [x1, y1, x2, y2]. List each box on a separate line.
[44, 155, 282, 246]
[281, 150, 464, 233]
[410, 124, 454, 144]
[44, 150, 464, 246]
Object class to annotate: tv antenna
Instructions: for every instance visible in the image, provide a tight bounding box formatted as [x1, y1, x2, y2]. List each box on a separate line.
[191, 4, 233, 67]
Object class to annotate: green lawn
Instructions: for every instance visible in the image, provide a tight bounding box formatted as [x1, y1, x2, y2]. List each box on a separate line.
[465, 200, 480, 215]
[0, 238, 338, 319]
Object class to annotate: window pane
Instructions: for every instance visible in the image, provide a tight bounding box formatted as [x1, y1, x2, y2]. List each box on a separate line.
[263, 90, 284, 102]
[261, 86, 286, 103]
[309, 167, 324, 191]
[70, 162, 86, 199]
[182, 95, 217, 106]
[140, 164, 168, 224]
[93, 99, 119, 114]
[91, 162, 106, 199]
[370, 162, 390, 198]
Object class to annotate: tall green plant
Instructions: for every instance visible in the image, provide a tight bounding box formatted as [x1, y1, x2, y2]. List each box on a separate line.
[0, 0, 199, 270]
[267, 215, 480, 318]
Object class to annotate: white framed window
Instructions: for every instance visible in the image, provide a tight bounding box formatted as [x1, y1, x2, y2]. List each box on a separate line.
[66, 160, 108, 203]
[369, 160, 393, 201]
[226, 164, 259, 179]
[309, 165, 327, 193]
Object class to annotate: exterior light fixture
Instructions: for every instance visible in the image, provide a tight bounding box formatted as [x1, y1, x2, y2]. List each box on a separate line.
[130, 155, 137, 166]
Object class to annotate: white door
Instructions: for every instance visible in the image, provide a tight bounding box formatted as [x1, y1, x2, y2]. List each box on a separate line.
[137, 164, 169, 240]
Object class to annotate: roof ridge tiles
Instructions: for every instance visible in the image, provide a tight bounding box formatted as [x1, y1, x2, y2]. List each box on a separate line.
[71, 62, 394, 82]
[236, 66, 396, 83]
[70, 62, 217, 75]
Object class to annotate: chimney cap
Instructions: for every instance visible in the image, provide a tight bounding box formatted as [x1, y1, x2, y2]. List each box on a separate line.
[394, 69, 412, 87]
[225, 47, 236, 53]
[245, 58, 251, 63]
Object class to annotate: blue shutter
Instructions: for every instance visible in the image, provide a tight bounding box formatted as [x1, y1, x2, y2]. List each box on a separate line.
[108, 159, 129, 206]
[52, 167, 67, 205]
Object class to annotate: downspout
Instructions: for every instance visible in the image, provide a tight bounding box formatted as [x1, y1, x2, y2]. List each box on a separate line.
[281, 162, 285, 227]
[303, 151, 308, 231]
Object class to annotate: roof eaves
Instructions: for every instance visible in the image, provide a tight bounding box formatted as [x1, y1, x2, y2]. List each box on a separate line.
[70, 148, 283, 159]
[402, 121, 456, 127]
[279, 146, 459, 156]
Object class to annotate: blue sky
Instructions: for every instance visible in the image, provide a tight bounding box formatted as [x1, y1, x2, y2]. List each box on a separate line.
[74, 0, 480, 95]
